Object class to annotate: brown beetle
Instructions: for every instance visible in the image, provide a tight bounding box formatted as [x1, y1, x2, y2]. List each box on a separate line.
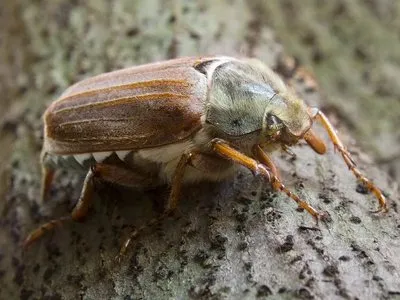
[24, 56, 387, 259]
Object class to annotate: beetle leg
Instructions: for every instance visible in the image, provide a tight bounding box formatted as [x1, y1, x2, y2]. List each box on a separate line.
[117, 152, 193, 261]
[304, 129, 327, 155]
[41, 165, 55, 202]
[23, 168, 96, 249]
[213, 139, 321, 220]
[252, 145, 281, 187]
[24, 164, 157, 249]
[312, 109, 387, 212]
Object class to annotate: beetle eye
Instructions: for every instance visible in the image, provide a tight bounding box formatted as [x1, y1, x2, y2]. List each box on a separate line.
[266, 113, 283, 130]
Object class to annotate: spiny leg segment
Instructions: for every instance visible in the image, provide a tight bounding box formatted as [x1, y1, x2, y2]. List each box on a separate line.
[312, 109, 387, 212]
[23, 167, 95, 249]
[213, 139, 321, 219]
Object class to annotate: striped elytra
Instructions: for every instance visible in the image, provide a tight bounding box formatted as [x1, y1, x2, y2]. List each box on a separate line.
[43, 57, 214, 156]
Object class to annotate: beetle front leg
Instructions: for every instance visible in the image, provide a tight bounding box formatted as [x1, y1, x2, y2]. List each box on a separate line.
[212, 139, 321, 220]
[311, 109, 387, 212]
[253, 144, 281, 183]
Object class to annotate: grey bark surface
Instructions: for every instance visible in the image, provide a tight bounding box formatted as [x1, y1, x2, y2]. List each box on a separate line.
[0, 1, 399, 300]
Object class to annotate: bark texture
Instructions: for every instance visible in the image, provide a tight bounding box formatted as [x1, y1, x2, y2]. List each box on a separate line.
[0, 1, 399, 299]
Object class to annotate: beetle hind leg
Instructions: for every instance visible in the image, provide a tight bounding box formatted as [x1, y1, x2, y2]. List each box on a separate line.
[312, 109, 387, 212]
[24, 164, 157, 249]
[23, 168, 96, 249]
[40, 166, 55, 202]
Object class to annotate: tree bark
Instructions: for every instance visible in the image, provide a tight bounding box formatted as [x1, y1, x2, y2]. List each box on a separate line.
[0, 1, 399, 299]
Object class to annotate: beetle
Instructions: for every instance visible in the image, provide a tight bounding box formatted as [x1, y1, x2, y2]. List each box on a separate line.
[24, 56, 387, 259]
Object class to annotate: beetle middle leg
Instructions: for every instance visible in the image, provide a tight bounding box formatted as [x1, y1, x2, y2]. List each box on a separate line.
[213, 139, 322, 220]
[117, 152, 193, 261]
[23, 164, 157, 249]
[310, 109, 387, 212]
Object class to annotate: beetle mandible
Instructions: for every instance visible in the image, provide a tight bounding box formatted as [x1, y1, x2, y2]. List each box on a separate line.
[24, 56, 387, 259]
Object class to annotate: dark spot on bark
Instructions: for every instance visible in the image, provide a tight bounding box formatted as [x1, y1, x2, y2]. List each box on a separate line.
[323, 265, 339, 277]
[244, 262, 252, 272]
[46, 85, 58, 95]
[235, 212, 248, 223]
[312, 48, 324, 64]
[278, 287, 288, 294]
[237, 196, 252, 205]
[194, 250, 210, 268]
[257, 285, 272, 297]
[189, 31, 200, 40]
[298, 226, 321, 232]
[210, 234, 227, 251]
[373, 275, 383, 281]
[338, 255, 350, 261]
[276, 235, 294, 253]
[296, 287, 314, 299]
[354, 46, 368, 61]
[349, 216, 362, 224]
[307, 240, 325, 257]
[236, 224, 245, 233]
[238, 242, 248, 251]
[319, 193, 331, 203]
[126, 27, 139, 37]
[302, 32, 316, 46]
[366, 259, 375, 265]
[350, 242, 369, 260]
[290, 255, 303, 265]
[356, 182, 369, 194]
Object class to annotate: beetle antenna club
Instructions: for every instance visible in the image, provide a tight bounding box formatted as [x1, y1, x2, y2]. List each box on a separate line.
[24, 56, 387, 258]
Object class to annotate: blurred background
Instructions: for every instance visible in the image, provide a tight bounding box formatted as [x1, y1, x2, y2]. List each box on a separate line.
[0, 0, 399, 299]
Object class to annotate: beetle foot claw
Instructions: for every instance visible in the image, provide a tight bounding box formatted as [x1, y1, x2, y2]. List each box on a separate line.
[370, 205, 389, 214]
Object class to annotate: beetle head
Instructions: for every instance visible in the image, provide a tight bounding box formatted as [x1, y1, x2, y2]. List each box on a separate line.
[261, 92, 313, 146]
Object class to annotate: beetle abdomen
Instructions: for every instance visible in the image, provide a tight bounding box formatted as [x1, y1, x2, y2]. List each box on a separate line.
[43, 57, 211, 155]
[42, 150, 133, 171]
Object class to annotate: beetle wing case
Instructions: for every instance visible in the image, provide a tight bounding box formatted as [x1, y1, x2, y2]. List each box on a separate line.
[43, 57, 216, 155]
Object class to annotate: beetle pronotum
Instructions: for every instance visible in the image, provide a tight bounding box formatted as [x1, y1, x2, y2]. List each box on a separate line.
[24, 56, 387, 259]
